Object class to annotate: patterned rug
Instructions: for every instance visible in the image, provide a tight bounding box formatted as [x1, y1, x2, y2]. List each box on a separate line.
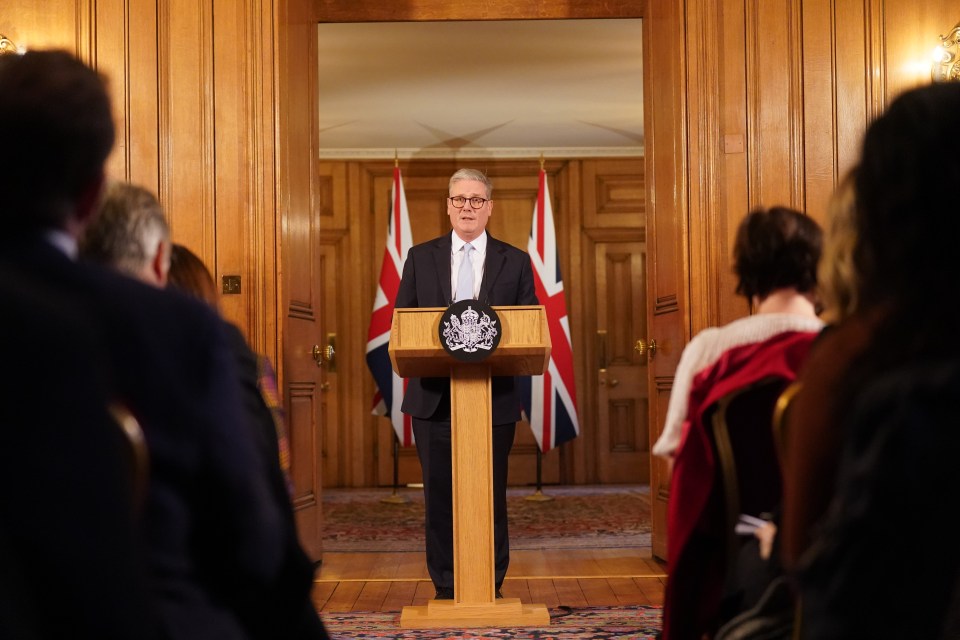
[324, 605, 663, 639]
[323, 485, 651, 552]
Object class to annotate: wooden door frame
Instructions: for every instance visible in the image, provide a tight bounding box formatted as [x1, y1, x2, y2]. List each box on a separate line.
[307, 1, 696, 556]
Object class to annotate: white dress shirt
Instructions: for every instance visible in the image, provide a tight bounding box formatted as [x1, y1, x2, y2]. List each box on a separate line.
[450, 231, 487, 300]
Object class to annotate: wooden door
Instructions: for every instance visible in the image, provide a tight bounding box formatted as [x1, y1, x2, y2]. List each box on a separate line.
[316, 240, 342, 489]
[643, 0, 689, 561]
[277, 0, 325, 560]
[593, 237, 650, 483]
[307, 9, 689, 563]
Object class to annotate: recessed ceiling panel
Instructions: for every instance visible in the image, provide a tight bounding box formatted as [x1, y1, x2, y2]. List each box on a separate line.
[316, 19, 643, 158]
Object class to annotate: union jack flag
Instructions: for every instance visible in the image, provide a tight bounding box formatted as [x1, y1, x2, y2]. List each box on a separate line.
[365, 166, 414, 446]
[521, 169, 580, 452]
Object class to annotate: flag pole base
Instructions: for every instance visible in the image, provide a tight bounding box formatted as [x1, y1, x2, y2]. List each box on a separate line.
[380, 489, 409, 504]
[524, 489, 553, 502]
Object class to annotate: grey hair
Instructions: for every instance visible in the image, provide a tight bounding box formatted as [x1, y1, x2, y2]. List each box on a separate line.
[80, 181, 170, 277]
[449, 168, 493, 200]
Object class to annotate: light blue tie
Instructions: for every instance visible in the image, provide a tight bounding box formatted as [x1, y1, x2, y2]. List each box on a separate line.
[455, 243, 475, 301]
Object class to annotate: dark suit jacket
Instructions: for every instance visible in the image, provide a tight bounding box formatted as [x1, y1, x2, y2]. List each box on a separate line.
[395, 232, 538, 424]
[222, 323, 329, 639]
[0, 268, 160, 640]
[0, 235, 284, 640]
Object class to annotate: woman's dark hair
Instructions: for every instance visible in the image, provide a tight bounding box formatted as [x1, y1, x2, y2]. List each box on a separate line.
[849, 82, 960, 368]
[855, 82, 960, 315]
[733, 206, 822, 300]
[167, 244, 219, 310]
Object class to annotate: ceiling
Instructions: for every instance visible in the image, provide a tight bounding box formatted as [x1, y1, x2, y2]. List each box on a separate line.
[316, 19, 644, 160]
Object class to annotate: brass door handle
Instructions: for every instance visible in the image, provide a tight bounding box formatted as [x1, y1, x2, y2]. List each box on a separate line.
[312, 341, 336, 369]
[320, 382, 330, 392]
[312, 344, 334, 367]
[635, 338, 657, 359]
[600, 378, 620, 388]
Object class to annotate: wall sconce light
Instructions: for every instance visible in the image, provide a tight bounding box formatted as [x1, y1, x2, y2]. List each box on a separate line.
[0, 35, 24, 55]
[932, 21, 960, 82]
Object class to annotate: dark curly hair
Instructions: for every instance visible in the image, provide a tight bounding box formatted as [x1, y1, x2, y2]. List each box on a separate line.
[733, 206, 822, 301]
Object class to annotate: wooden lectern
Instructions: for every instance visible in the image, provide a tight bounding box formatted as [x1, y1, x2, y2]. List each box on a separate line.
[389, 305, 552, 628]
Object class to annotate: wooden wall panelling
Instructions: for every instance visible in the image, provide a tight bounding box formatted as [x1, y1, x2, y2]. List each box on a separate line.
[249, 0, 279, 359]
[718, 0, 750, 326]
[866, 0, 887, 116]
[832, 1, 872, 207]
[882, 0, 956, 102]
[343, 161, 371, 487]
[577, 200, 599, 484]
[581, 159, 646, 229]
[159, 0, 216, 272]
[0, 1, 79, 54]
[745, 0, 806, 212]
[800, 0, 842, 225]
[211, 0, 251, 335]
[94, 2, 130, 183]
[311, 0, 643, 22]
[316, 161, 348, 230]
[91, 0, 161, 194]
[801, 0, 875, 226]
[685, 0, 726, 330]
[76, 0, 94, 62]
[558, 161, 588, 484]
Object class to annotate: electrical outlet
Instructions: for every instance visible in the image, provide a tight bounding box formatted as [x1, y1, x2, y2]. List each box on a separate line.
[222, 275, 241, 294]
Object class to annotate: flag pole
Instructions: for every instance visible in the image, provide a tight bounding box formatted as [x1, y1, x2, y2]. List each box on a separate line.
[380, 432, 408, 504]
[527, 152, 554, 503]
[525, 448, 553, 502]
[369, 154, 411, 505]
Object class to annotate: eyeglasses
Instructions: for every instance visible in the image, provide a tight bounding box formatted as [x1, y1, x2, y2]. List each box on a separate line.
[448, 195, 490, 209]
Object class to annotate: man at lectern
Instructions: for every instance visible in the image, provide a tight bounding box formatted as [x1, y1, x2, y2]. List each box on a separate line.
[395, 168, 538, 600]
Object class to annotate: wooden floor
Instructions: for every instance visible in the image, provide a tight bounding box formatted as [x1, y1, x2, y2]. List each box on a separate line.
[312, 548, 667, 612]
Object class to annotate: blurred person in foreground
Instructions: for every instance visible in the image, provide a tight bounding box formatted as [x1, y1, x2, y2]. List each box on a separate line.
[166, 243, 329, 639]
[0, 49, 284, 639]
[655, 206, 824, 640]
[82, 186, 328, 639]
[779, 169, 864, 571]
[0, 269, 159, 639]
[790, 82, 960, 640]
[80, 180, 172, 286]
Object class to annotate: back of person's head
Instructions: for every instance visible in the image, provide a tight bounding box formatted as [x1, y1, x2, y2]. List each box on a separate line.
[80, 182, 170, 286]
[855, 82, 960, 313]
[0, 50, 115, 232]
[449, 168, 493, 199]
[167, 244, 219, 311]
[819, 169, 859, 324]
[733, 206, 822, 301]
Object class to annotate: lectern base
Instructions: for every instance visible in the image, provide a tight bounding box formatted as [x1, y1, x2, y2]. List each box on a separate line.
[399, 598, 550, 628]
